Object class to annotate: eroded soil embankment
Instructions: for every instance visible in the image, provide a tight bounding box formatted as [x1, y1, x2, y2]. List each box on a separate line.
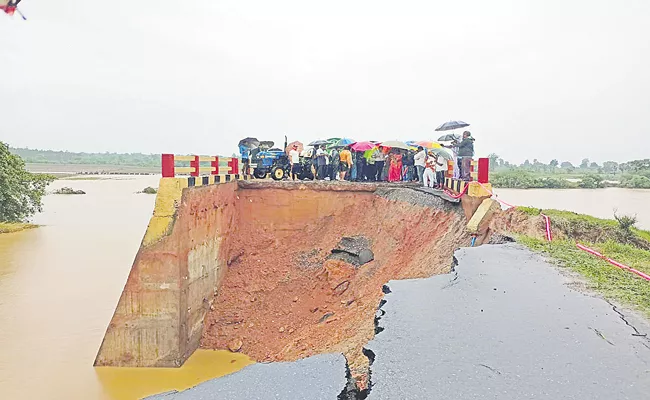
[199, 183, 468, 388]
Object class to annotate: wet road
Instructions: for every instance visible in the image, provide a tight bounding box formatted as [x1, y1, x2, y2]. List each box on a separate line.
[150, 244, 650, 399]
[367, 244, 650, 399]
[145, 354, 346, 400]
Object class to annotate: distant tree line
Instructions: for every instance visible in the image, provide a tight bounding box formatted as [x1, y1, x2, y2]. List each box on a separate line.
[487, 154, 650, 189]
[10, 147, 161, 167]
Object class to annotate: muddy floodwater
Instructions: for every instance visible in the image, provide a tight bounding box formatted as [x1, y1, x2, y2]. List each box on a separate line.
[0, 176, 252, 400]
[1, 177, 649, 400]
[495, 187, 650, 230]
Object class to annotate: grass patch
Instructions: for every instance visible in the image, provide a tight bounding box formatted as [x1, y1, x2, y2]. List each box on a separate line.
[0, 222, 38, 234]
[516, 206, 542, 216]
[518, 236, 650, 318]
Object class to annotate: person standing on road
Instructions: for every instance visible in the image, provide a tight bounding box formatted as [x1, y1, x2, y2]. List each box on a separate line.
[414, 146, 426, 184]
[436, 154, 447, 189]
[388, 150, 403, 182]
[316, 145, 328, 180]
[339, 146, 353, 181]
[423, 152, 438, 188]
[364, 150, 376, 181]
[289, 145, 301, 180]
[355, 150, 366, 181]
[372, 148, 387, 181]
[403, 150, 415, 181]
[458, 131, 475, 181]
[329, 147, 340, 181]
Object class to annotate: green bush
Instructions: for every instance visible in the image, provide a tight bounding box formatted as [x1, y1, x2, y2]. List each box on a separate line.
[620, 175, 650, 189]
[578, 174, 604, 189]
[1, 142, 55, 222]
[491, 171, 577, 189]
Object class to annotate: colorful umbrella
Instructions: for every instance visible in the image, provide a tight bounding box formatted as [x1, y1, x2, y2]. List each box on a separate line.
[351, 141, 377, 152]
[379, 140, 410, 150]
[336, 138, 356, 147]
[415, 140, 442, 149]
[285, 141, 304, 155]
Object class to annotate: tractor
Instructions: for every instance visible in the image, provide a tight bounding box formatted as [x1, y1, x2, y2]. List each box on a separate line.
[242, 137, 290, 180]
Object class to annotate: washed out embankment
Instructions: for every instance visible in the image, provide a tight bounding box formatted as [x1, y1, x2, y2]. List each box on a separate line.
[95, 179, 471, 391]
[199, 181, 468, 388]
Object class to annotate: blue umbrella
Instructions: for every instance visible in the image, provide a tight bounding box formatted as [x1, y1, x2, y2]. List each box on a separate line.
[336, 138, 356, 147]
[435, 120, 470, 132]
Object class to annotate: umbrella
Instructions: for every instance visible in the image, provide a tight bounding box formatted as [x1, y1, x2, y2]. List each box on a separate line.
[351, 141, 377, 152]
[428, 147, 454, 160]
[309, 139, 329, 146]
[336, 138, 356, 147]
[379, 140, 411, 150]
[414, 140, 441, 149]
[285, 141, 304, 155]
[437, 133, 461, 142]
[301, 146, 314, 158]
[238, 137, 260, 149]
[435, 120, 470, 132]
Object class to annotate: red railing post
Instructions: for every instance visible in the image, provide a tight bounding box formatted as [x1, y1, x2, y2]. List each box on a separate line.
[228, 158, 239, 175]
[478, 158, 490, 183]
[161, 154, 175, 177]
[211, 157, 220, 175]
[190, 155, 200, 177]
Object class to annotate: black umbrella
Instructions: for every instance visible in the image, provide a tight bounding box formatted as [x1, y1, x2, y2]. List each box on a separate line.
[309, 139, 329, 146]
[435, 120, 470, 132]
[238, 137, 260, 149]
[437, 133, 461, 142]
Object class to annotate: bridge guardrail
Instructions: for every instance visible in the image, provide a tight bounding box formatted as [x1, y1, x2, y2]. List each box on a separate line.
[161, 154, 241, 178]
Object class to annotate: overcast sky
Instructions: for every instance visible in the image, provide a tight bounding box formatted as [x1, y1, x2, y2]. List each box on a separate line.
[1, 0, 648, 164]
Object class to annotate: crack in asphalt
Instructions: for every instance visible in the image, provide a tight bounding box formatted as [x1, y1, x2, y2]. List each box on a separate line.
[605, 300, 650, 349]
[442, 256, 460, 290]
[338, 285, 390, 399]
[478, 363, 503, 376]
[589, 327, 615, 346]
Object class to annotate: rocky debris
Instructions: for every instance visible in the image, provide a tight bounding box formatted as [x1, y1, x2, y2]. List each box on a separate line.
[328, 236, 374, 267]
[487, 233, 516, 244]
[53, 187, 85, 195]
[333, 280, 351, 296]
[319, 312, 335, 324]
[227, 339, 243, 352]
[140, 186, 158, 194]
[295, 248, 323, 270]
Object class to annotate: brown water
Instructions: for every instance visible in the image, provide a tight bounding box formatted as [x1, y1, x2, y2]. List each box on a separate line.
[2, 179, 649, 400]
[495, 188, 650, 230]
[0, 176, 252, 400]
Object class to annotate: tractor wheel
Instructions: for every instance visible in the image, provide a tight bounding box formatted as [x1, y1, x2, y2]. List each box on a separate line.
[253, 169, 267, 179]
[271, 167, 285, 181]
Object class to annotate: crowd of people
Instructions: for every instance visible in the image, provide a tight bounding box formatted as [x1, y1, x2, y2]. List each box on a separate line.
[287, 131, 475, 188]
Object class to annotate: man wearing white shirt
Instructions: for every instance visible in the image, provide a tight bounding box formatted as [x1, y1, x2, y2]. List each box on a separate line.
[414, 146, 427, 184]
[289, 145, 301, 181]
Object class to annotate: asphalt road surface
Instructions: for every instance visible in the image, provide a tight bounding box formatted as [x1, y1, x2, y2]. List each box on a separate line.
[367, 244, 650, 400]
[148, 244, 650, 399]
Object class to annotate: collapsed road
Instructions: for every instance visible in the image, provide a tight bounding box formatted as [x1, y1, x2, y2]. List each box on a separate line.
[147, 243, 650, 400]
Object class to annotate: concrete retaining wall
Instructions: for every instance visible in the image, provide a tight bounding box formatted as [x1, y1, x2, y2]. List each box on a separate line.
[94, 178, 238, 367]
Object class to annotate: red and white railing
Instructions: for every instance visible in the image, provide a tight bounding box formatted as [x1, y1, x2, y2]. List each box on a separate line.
[161, 154, 241, 178]
[445, 157, 490, 183]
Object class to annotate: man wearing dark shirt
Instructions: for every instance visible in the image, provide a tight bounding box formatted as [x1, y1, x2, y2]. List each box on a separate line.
[458, 131, 475, 181]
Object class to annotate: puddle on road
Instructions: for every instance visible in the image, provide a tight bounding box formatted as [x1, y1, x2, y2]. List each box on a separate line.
[95, 350, 254, 399]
